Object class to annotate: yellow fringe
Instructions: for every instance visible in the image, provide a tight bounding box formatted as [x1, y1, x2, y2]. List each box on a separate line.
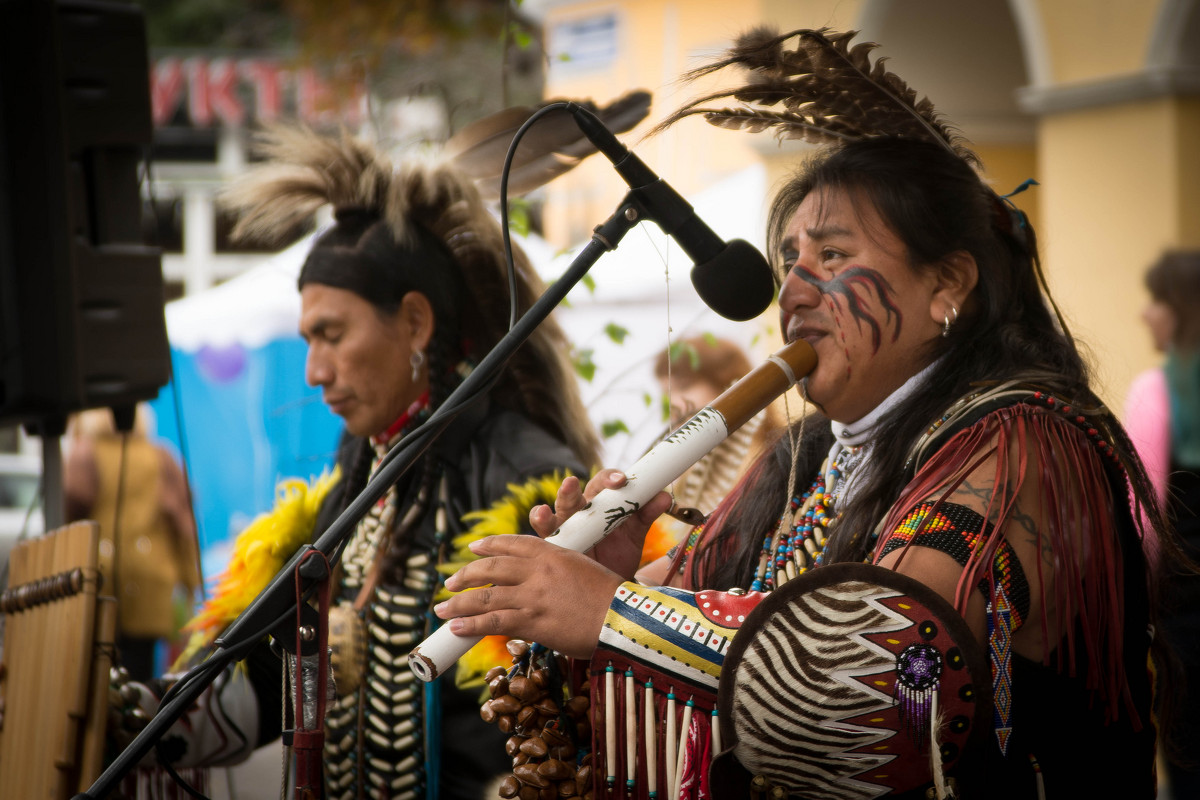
[174, 467, 570, 698]
[439, 471, 570, 695]
[176, 468, 341, 665]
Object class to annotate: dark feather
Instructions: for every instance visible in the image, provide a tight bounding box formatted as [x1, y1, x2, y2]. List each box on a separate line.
[653, 28, 978, 166]
[446, 89, 653, 198]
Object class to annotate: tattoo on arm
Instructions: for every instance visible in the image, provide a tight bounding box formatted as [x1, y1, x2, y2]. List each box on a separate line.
[957, 478, 995, 513]
[956, 478, 1053, 569]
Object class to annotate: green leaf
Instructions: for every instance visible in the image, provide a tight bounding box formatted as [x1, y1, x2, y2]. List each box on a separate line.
[601, 419, 630, 438]
[581, 274, 596, 294]
[506, 198, 531, 237]
[669, 342, 700, 370]
[660, 394, 672, 422]
[573, 348, 596, 382]
[603, 323, 629, 344]
[642, 392, 653, 407]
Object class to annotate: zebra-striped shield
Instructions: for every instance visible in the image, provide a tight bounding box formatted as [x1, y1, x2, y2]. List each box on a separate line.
[710, 562, 988, 799]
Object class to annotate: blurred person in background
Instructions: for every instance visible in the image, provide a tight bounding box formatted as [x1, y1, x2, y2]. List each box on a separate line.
[64, 404, 200, 681]
[637, 336, 781, 583]
[1123, 249, 1200, 796]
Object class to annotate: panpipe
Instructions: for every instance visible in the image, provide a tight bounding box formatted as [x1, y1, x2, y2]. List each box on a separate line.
[0, 521, 116, 800]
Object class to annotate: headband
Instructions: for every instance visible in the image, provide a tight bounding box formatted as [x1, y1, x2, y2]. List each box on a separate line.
[299, 212, 463, 335]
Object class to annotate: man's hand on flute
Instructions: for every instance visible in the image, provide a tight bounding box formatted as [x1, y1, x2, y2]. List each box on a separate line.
[435, 470, 671, 659]
[530, 471, 670, 578]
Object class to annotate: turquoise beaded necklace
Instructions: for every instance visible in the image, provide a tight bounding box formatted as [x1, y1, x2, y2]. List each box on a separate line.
[750, 454, 846, 591]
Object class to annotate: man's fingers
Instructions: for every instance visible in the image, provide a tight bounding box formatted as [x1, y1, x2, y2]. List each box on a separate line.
[445, 608, 524, 639]
[636, 490, 673, 524]
[583, 469, 628, 501]
[554, 475, 586, 516]
[443, 541, 543, 592]
[529, 503, 558, 537]
[530, 476, 588, 535]
[438, 582, 507, 616]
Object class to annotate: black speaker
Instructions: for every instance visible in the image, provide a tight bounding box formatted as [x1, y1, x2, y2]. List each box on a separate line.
[0, 0, 169, 430]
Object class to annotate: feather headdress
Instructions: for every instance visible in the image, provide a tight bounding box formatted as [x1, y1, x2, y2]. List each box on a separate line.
[220, 126, 602, 470]
[654, 27, 979, 168]
[446, 90, 652, 199]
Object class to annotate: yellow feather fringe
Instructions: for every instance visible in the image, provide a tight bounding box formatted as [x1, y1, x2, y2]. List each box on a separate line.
[176, 468, 341, 664]
[439, 471, 569, 695]
[174, 467, 569, 698]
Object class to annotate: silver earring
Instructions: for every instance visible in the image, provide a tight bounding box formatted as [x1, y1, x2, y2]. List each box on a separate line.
[942, 305, 959, 338]
[410, 350, 425, 382]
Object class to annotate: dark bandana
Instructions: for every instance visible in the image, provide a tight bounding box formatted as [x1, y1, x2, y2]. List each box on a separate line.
[299, 211, 464, 332]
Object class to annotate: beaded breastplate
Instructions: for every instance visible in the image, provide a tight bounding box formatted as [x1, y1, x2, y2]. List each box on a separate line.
[324, 405, 447, 800]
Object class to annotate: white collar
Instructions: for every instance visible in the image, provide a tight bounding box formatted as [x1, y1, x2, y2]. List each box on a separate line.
[830, 358, 943, 447]
[824, 358, 942, 507]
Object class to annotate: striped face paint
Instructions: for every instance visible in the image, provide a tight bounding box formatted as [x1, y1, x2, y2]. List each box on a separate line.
[778, 188, 942, 424]
[786, 263, 903, 354]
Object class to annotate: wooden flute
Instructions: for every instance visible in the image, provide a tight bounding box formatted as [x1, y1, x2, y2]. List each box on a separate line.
[408, 338, 817, 682]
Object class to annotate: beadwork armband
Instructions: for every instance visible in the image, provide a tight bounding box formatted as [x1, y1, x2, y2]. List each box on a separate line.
[598, 582, 766, 690]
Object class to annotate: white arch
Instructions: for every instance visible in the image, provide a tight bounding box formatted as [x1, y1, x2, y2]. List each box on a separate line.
[1148, 0, 1200, 69]
[1006, 0, 1054, 88]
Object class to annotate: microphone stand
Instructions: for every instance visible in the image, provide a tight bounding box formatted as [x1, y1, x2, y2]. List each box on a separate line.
[76, 191, 654, 800]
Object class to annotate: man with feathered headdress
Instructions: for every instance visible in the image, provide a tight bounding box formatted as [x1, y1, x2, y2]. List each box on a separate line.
[116, 125, 604, 799]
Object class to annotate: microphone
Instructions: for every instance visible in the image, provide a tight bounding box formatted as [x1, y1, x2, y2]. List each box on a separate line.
[567, 103, 775, 321]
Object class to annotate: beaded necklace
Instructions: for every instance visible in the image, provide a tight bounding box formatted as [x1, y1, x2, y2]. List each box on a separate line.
[341, 392, 433, 592]
[750, 458, 836, 591]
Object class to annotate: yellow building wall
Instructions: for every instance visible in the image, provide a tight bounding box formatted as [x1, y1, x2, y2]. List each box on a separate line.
[1178, 97, 1200, 248]
[761, 0, 865, 30]
[540, 0, 768, 248]
[1037, 95, 1195, 408]
[1035, 0, 1161, 83]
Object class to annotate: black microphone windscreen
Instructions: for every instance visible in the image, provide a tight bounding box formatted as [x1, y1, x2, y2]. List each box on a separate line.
[690, 239, 776, 321]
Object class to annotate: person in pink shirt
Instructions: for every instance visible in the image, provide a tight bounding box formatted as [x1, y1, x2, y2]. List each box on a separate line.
[1124, 250, 1200, 796]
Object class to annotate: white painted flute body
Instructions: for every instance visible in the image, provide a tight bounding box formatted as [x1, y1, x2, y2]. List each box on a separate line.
[407, 339, 817, 682]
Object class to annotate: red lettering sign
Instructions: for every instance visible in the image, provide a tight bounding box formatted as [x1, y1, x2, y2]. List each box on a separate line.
[151, 58, 185, 126]
[206, 58, 245, 126]
[242, 60, 285, 122]
[150, 55, 362, 129]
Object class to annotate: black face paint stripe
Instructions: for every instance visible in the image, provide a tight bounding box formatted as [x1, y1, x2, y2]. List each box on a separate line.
[791, 265, 903, 352]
